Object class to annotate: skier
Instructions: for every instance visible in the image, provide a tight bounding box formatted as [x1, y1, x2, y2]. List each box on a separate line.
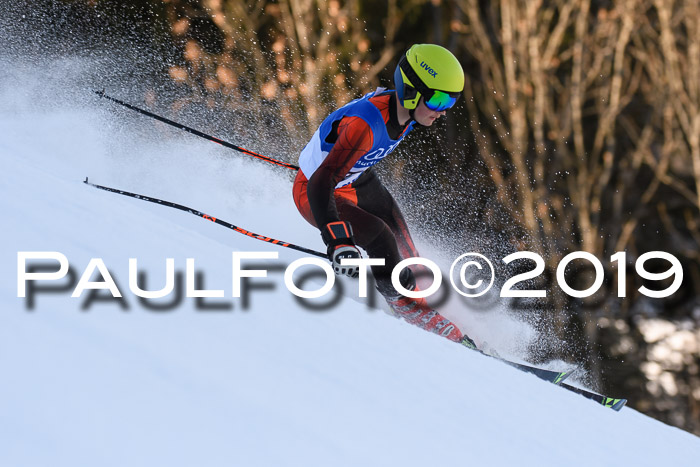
[292, 43, 477, 349]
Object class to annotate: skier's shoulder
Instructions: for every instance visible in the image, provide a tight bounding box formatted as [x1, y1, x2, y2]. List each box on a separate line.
[328, 88, 386, 132]
[368, 87, 394, 103]
[345, 87, 392, 111]
[366, 88, 396, 126]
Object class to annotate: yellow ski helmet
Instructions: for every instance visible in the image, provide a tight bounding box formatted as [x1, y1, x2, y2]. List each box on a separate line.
[394, 44, 464, 111]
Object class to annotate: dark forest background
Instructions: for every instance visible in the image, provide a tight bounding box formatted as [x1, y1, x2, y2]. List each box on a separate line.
[6, 0, 699, 434]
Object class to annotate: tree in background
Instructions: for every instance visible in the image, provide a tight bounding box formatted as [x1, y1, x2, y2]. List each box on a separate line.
[159, 0, 430, 146]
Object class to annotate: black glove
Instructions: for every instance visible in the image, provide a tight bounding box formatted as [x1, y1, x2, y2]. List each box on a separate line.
[321, 221, 362, 278]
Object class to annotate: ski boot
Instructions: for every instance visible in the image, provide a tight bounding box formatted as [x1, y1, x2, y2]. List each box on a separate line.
[386, 294, 477, 349]
[378, 269, 478, 349]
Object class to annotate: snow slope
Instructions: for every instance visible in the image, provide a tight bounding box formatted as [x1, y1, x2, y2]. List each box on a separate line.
[2, 58, 700, 467]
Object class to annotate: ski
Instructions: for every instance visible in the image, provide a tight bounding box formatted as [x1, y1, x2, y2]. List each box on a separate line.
[499, 359, 571, 385]
[485, 353, 627, 410]
[475, 350, 571, 385]
[482, 353, 626, 410]
[559, 382, 627, 411]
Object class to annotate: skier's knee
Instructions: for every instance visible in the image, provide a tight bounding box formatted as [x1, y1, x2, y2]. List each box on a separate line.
[376, 267, 416, 299]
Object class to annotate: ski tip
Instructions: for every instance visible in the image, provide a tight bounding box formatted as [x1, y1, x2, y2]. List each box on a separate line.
[603, 397, 627, 411]
[611, 398, 627, 411]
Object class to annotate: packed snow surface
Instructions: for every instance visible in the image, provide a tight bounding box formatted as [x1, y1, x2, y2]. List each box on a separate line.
[1, 58, 699, 467]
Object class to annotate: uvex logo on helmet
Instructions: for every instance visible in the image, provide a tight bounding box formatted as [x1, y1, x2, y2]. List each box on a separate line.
[420, 61, 437, 77]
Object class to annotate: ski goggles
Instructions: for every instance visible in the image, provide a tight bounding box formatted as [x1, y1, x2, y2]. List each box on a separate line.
[422, 89, 460, 112]
[399, 57, 461, 111]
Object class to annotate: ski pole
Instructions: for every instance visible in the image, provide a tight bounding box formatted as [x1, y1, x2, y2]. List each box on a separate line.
[84, 177, 327, 259]
[94, 90, 300, 171]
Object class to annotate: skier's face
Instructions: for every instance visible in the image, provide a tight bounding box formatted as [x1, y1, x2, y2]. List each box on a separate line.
[413, 98, 447, 126]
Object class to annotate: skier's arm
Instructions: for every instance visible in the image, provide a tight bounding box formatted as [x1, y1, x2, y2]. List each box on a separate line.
[306, 116, 373, 227]
[307, 116, 372, 278]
